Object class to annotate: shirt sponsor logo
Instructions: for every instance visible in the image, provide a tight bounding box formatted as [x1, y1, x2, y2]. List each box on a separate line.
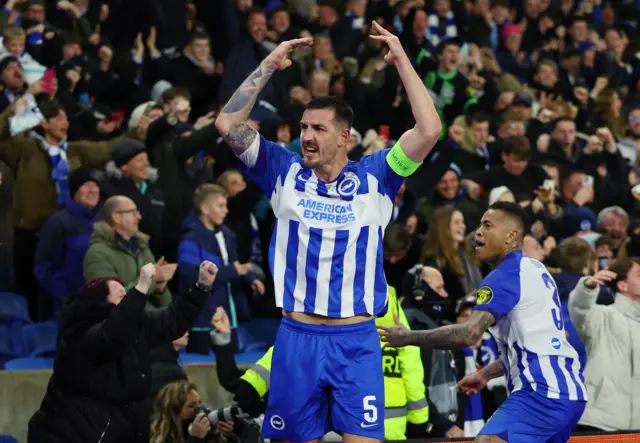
[551, 337, 562, 350]
[476, 286, 494, 304]
[298, 198, 355, 224]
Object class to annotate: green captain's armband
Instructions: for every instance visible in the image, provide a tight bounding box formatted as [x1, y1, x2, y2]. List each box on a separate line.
[386, 142, 423, 177]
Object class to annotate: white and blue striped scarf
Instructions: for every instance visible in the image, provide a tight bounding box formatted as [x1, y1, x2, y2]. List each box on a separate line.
[31, 132, 70, 206]
[463, 347, 485, 437]
[427, 11, 458, 48]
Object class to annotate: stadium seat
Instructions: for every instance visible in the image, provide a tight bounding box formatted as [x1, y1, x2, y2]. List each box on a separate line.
[235, 326, 269, 353]
[235, 351, 265, 365]
[22, 321, 58, 357]
[0, 292, 32, 357]
[179, 352, 217, 366]
[0, 292, 31, 323]
[241, 317, 280, 347]
[3, 357, 54, 370]
[0, 435, 19, 443]
[0, 324, 14, 366]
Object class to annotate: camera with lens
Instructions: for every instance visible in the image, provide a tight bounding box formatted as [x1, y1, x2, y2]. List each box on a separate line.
[196, 404, 263, 443]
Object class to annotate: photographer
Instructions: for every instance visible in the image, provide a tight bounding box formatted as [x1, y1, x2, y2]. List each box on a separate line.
[150, 380, 236, 443]
[209, 307, 270, 419]
[28, 261, 218, 443]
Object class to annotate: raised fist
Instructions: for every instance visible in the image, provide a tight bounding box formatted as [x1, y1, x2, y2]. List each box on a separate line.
[199, 261, 218, 286]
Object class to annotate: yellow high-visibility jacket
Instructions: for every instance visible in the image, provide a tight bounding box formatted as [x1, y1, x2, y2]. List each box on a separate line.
[376, 286, 429, 440]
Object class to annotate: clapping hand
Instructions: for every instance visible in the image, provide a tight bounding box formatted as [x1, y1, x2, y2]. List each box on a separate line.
[136, 263, 157, 294]
[155, 257, 178, 283]
[199, 260, 218, 286]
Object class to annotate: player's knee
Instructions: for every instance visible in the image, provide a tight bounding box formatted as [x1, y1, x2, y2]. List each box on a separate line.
[475, 436, 507, 443]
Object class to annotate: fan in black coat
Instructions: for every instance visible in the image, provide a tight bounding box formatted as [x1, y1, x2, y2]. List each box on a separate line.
[27, 268, 213, 443]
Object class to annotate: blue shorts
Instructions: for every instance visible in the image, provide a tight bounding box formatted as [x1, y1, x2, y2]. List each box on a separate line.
[263, 317, 384, 442]
[479, 390, 586, 443]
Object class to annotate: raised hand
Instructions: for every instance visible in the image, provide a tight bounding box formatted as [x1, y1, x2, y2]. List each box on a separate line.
[369, 21, 408, 66]
[210, 306, 231, 333]
[585, 270, 616, 289]
[378, 314, 412, 347]
[199, 260, 218, 286]
[262, 37, 313, 72]
[136, 263, 157, 294]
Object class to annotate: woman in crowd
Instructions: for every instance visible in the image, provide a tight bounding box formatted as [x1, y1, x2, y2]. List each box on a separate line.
[150, 380, 236, 443]
[421, 206, 483, 302]
[27, 261, 218, 443]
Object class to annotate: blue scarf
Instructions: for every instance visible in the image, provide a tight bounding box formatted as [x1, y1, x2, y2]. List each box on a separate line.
[463, 347, 485, 437]
[33, 133, 70, 206]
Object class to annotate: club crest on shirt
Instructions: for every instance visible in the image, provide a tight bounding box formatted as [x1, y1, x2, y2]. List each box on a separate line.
[476, 286, 493, 305]
[337, 173, 361, 197]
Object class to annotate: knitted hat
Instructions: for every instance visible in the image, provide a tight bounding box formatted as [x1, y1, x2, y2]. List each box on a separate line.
[502, 24, 523, 40]
[564, 206, 597, 237]
[112, 139, 146, 168]
[128, 101, 155, 130]
[68, 168, 98, 199]
[488, 186, 512, 206]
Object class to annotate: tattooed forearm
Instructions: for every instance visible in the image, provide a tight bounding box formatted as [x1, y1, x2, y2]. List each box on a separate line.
[220, 64, 275, 117]
[223, 123, 258, 156]
[216, 63, 275, 153]
[481, 360, 504, 380]
[410, 310, 494, 349]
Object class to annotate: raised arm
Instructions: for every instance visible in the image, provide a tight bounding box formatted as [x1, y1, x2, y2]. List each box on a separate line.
[369, 21, 442, 163]
[379, 310, 495, 349]
[214, 38, 313, 156]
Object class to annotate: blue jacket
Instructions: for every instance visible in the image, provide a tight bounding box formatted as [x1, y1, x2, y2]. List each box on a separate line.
[177, 213, 256, 328]
[34, 200, 100, 318]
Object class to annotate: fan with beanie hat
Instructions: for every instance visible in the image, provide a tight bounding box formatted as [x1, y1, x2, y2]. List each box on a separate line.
[68, 167, 99, 201]
[111, 139, 147, 168]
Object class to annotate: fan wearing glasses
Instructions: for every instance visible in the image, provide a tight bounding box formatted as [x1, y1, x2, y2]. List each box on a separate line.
[83, 195, 176, 310]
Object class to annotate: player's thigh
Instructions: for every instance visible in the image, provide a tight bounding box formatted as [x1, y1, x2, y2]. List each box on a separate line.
[547, 401, 586, 443]
[327, 321, 384, 440]
[263, 321, 329, 441]
[480, 391, 580, 443]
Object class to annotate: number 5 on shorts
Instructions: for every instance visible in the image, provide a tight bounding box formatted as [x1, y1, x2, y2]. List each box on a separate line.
[363, 395, 378, 423]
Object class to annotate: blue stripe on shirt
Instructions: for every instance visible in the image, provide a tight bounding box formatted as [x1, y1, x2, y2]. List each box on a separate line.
[328, 230, 349, 317]
[304, 227, 323, 312]
[550, 356, 568, 399]
[283, 220, 299, 312]
[525, 347, 548, 397]
[353, 227, 369, 314]
[513, 341, 530, 392]
[565, 357, 586, 401]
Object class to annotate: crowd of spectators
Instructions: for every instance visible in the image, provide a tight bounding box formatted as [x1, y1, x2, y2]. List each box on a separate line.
[0, 0, 639, 440]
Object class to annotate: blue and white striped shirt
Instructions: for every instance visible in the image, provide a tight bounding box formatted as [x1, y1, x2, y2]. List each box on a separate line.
[238, 135, 404, 318]
[473, 251, 588, 401]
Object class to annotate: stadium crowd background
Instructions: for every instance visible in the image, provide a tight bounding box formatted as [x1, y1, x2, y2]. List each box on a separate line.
[0, 0, 639, 441]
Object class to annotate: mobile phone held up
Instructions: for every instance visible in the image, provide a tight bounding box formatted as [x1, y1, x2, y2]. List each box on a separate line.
[583, 175, 594, 188]
[42, 68, 56, 95]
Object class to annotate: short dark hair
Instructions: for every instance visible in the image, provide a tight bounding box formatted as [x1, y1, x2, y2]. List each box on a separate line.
[609, 257, 640, 288]
[552, 116, 576, 130]
[306, 96, 354, 128]
[190, 30, 210, 42]
[468, 112, 490, 126]
[503, 135, 532, 160]
[38, 98, 62, 120]
[247, 7, 265, 20]
[489, 201, 530, 241]
[161, 87, 191, 103]
[383, 224, 412, 258]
